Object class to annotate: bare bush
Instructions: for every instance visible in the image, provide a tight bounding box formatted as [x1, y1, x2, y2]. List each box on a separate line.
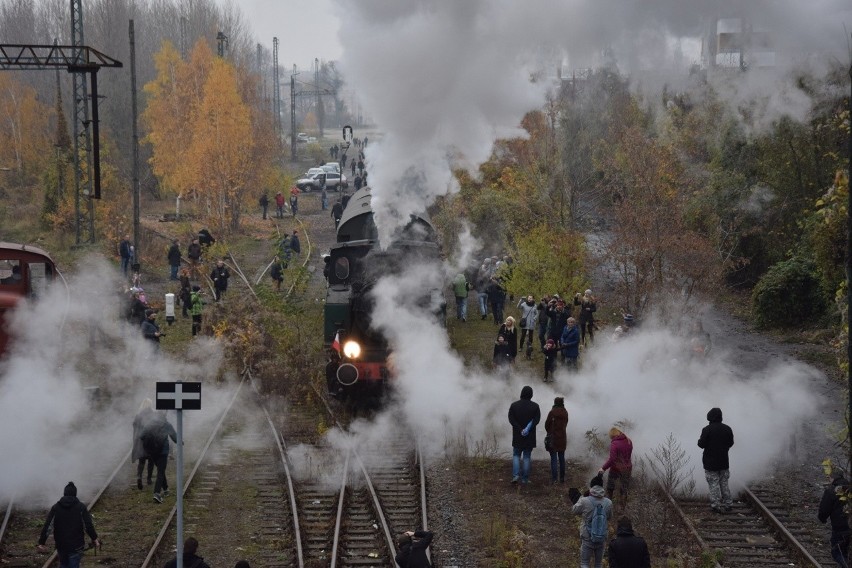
[646, 433, 695, 497]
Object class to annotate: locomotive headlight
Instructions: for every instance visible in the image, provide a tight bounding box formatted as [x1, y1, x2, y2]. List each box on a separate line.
[343, 340, 361, 359]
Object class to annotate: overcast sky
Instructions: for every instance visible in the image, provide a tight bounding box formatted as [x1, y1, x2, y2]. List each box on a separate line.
[238, 0, 343, 70]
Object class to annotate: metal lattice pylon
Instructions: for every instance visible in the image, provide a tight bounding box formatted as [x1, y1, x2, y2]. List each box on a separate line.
[71, 0, 94, 244]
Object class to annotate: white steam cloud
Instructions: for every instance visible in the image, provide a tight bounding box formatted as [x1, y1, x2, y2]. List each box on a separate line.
[0, 257, 234, 508]
[351, 260, 822, 491]
[335, 0, 851, 240]
[324, 0, 838, 487]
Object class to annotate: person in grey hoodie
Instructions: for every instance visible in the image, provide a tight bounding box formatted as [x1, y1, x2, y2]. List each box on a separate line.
[570, 475, 613, 568]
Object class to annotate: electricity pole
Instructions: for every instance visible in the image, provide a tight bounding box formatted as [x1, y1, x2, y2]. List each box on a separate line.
[273, 37, 281, 139]
[846, 34, 851, 474]
[179, 16, 187, 59]
[130, 20, 140, 267]
[290, 65, 298, 160]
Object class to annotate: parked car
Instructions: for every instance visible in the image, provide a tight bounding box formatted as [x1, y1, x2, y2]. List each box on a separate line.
[303, 167, 325, 178]
[321, 163, 341, 174]
[296, 172, 348, 192]
[296, 132, 309, 143]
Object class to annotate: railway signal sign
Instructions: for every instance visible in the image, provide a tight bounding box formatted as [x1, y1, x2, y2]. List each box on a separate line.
[154, 380, 200, 568]
[155, 381, 201, 410]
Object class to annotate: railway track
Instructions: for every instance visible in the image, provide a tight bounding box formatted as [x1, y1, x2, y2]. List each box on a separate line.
[669, 481, 835, 567]
[279, 391, 429, 567]
[0, 207, 428, 568]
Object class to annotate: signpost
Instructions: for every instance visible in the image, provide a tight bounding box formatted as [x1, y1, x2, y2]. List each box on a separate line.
[156, 381, 201, 568]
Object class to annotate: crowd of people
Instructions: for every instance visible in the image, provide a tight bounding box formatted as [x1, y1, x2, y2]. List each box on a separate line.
[455, 256, 603, 378]
[119, 229, 230, 347]
[508, 384, 739, 567]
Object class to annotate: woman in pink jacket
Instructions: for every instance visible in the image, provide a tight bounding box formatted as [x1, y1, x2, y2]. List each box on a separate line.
[598, 427, 633, 505]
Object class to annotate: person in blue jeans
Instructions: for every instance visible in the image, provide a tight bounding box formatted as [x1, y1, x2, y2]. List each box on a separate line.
[508, 385, 540, 484]
[38, 482, 101, 567]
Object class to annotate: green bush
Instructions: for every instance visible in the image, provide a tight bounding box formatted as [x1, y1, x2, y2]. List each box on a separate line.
[751, 257, 826, 328]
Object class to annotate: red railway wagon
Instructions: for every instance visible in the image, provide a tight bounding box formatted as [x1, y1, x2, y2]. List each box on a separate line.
[0, 242, 56, 356]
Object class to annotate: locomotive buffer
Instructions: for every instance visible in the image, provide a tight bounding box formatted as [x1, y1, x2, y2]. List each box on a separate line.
[156, 381, 201, 568]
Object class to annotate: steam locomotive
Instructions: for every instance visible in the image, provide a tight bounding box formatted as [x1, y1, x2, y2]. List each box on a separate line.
[0, 242, 57, 357]
[323, 186, 442, 398]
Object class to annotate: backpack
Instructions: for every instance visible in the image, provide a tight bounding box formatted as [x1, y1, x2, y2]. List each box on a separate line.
[141, 425, 164, 456]
[588, 503, 608, 543]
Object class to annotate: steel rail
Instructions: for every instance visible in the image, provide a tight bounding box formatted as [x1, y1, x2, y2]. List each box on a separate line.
[742, 486, 823, 568]
[329, 449, 351, 568]
[254, 216, 311, 295]
[661, 488, 721, 568]
[0, 498, 14, 549]
[139, 377, 245, 568]
[352, 451, 397, 560]
[313, 386, 405, 560]
[416, 438, 431, 564]
[245, 370, 305, 568]
[226, 252, 258, 301]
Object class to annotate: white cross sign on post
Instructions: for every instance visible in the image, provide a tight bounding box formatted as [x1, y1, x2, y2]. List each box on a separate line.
[155, 381, 201, 568]
[155, 381, 201, 410]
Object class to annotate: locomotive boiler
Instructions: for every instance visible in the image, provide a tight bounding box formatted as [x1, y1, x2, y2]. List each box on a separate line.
[323, 187, 442, 399]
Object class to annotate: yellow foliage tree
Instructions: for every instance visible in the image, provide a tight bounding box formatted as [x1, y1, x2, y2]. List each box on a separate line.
[187, 58, 253, 233]
[0, 73, 50, 182]
[143, 40, 215, 198]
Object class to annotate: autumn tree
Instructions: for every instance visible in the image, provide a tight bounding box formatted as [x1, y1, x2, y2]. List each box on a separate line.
[42, 77, 72, 224]
[596, 124, 721, 318]
[505, 224, 587, 300]
[186, 58, 254, 233]
[143, 40, 215, 199]
[0, 72, 50, 183]
[144, 38, 277, 232]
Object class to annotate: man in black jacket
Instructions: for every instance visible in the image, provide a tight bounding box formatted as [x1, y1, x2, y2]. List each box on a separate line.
[38, 482, 100, 567]
[141, 309, 163, 348]
[395, 530, 433, 568]
[697, 407, 734, 513]
[608, 516, 650, 568]
[818, 474, 851, 568]
[210, 259, 230, 301]
[167, 240, 181, 281]
[508, 385, 541, 484]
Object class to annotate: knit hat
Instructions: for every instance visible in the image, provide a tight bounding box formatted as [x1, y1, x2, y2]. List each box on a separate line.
[64, 482, 77, 496]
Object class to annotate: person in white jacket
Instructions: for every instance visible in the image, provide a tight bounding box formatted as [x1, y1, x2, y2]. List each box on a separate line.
[516, 295, 539, 359]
